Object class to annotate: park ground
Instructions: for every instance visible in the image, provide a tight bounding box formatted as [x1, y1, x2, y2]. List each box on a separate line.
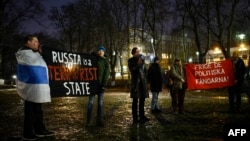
[0, 85, 250, 141]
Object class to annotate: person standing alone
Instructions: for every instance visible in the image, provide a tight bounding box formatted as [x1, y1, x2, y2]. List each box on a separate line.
[128, 47, 150, 124]
[16, 35, 54, 140]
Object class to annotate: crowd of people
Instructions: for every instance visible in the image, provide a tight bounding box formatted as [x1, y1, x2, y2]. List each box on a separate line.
[15, 35, 250, 140]
[128, 47, 187, 125]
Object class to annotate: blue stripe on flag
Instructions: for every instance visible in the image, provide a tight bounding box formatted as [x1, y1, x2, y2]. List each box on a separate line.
[17, 64, 48, 84]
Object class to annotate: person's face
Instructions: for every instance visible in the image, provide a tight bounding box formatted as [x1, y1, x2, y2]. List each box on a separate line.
[175, 60, 180, 65]
[98, 50, 105, 57]
[134, 49, 140, 57]
[156, 60, 160, 64]
[232, 53, 238, 61]
[26, 37, 39, 50]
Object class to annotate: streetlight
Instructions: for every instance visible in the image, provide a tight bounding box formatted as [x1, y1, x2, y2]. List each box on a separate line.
[151, 38, 156, 56]
[196, 51, 199, 63]
[238, 33, 246, 40]
[12, 74, 16, 86]
[188, 57, 193, 63]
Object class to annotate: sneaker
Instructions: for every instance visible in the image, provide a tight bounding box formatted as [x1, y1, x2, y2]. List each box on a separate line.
[36, 129, 54, 137]
[155, 108, 162, 113]
[132, 119, 139, 124]
[140, 116, 150, 124]
[151, 109, 157, 113]
[151, 108, 162, 114]
[141, 116, 150, 121]
[23, 134, 38, 140]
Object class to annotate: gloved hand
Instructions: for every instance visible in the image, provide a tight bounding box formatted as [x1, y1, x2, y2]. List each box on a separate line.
[99, 85, 105, 93]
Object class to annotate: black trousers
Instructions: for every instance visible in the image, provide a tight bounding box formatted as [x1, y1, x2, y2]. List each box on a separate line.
[23, 100, 45, 136]
[132, 98, 145, 120]
[171, 88, 185, 112]
[228, 84, 242, 111]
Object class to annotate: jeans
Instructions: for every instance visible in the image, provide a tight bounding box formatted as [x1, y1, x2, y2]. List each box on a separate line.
[87, 93, 104, 122]
[151, 92, 159, 110]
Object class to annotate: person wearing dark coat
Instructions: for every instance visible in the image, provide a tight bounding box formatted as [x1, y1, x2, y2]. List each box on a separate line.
[228, 51, 246, 113]
[169, 58, 186, 114]
[128, 47, 150, 124]
[86, 45, 110, 127]
[147, 57, 162, 113]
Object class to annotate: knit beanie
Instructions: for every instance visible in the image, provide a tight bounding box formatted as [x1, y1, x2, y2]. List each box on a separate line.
[97, 45, 106, 52]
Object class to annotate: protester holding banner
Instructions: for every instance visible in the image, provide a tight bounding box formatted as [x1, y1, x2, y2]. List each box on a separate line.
[16, 35, 54, 140]
[128, 47, 150, 124]
[228, 51, 246, 113]
[243, 60, 250, 103]
[86, 45, 110, 127]
[169, 58, 186, 114]
[147, 56, 163, 113]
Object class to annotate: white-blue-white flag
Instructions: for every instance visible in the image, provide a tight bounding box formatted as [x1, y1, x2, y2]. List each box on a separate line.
[16, 49, 51, 103]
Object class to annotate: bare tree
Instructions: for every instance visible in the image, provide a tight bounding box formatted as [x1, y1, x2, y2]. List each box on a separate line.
[174, 0, 240, 62]
[140, 0, 171, 56]
[209, 0, 239, 58]
[0, 0, 45, 79]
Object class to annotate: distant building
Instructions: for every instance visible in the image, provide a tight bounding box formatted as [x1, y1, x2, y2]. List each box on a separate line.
[206, 46, 250, 66]
[114, 29, 196, 79]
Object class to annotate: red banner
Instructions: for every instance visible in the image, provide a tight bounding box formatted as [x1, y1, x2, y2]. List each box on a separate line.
[185, 60, 235, 90]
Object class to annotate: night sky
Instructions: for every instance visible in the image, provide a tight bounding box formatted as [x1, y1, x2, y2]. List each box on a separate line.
[22, 0, 75, 35]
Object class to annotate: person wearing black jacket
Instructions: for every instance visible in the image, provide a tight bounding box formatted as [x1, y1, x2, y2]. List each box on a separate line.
[147, 57, 162, 113]
[228, 51, 246, 113]
[128, 47, 149, 124]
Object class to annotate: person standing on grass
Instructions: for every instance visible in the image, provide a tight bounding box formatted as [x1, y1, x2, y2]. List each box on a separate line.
[16, 35, 54, 140]
[228, 51, 246, 113]
[86, 45, 110, 127]
[169, 58, 186, 114]
[243, 60, 250, 103]
[128, 47, 150, 124]
[147, 56, 163, 113]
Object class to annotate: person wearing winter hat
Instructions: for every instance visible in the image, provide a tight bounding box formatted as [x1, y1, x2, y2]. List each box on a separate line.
[147, 56, 163, 113]
[97, 45, 106, 52]
[86, 45, 110, 127]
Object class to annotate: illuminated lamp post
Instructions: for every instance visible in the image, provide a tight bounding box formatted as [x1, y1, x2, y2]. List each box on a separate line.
[238, 33, 246, 40]
[12, 74, 16, 86]
[213, 47, 222, 61]
[196, 51, 199, 63]
[151, 38, 156, 56]
[237, 33, 247, 58]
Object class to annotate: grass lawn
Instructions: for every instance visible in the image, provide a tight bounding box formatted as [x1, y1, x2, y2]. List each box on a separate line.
[0, 88, 250, 141]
